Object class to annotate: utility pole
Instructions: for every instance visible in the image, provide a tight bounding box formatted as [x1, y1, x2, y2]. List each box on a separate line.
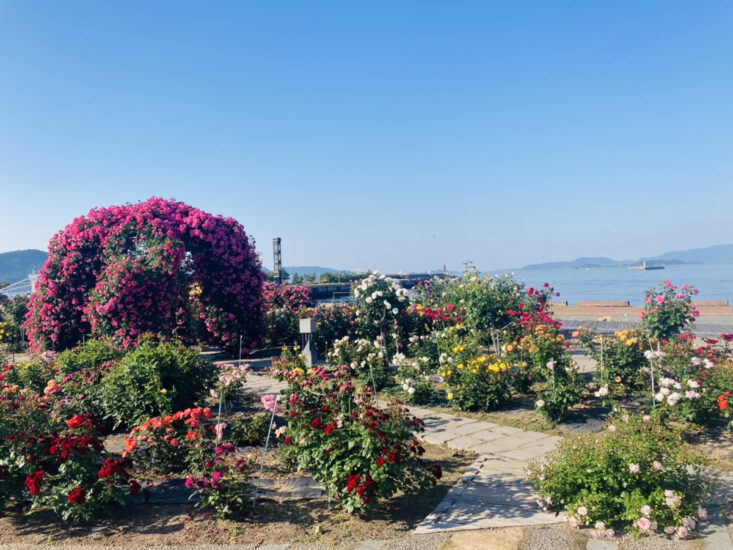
[273, 238, 282, 284]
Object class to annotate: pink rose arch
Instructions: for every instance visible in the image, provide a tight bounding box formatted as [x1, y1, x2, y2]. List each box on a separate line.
[25, 197, 265, 353]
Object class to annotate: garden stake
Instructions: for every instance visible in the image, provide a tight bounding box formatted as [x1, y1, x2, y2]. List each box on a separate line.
[251, 394, 279, 515]
[238, 334, 243, 364]
[214, 384, 225, 461]
[600, 335, 604, 387]
[369, 363, 379, 407]
[646, 336, 656, 408]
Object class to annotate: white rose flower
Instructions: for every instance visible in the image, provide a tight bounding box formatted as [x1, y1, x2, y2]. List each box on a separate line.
[666, 392, 682, 406]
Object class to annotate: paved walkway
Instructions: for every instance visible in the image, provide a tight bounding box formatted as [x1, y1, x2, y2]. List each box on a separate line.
[407, 407, 565, 533]
[557, 317, 733, 336]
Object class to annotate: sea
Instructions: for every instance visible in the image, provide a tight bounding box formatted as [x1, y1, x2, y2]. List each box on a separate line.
[485, 263, 733, 306]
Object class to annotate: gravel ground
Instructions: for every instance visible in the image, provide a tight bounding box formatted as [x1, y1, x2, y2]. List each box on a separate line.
[519, 524, 587, 550]
[619, 536, 698, 550]
[382, 533, 451, 550]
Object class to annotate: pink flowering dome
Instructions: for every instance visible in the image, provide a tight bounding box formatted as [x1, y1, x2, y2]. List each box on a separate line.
[25, 197, 266, 353]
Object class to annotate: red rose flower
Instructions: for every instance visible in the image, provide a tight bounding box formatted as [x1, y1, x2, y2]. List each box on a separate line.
[67, 487, 86, 504]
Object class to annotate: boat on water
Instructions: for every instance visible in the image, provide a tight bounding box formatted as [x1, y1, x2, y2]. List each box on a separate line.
[628, 260, 664, 271]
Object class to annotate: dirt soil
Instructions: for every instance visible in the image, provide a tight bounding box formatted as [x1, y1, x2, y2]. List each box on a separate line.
[0, 444, 474, 548]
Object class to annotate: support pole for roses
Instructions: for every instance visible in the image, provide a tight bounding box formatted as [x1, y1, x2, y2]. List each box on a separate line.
[600, 335, 604, 386]
[369, 362, 379, 407]
[251, 395, 279, 515]
[646, 336, 657, 409]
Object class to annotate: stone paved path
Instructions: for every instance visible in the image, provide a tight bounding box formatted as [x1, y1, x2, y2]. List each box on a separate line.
[406, 407, 565, 533]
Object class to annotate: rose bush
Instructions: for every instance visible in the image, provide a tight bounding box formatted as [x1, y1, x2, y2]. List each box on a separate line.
[328, 335, 393, 389]
[0, 380, 142, 521]
[263, 283, 312, 347]
[352, 272, 410, 348]
[527, 414, 709, 539]
[441, 354, 512, 411]
[273, 364, 441, 512]
[578, 328, 647, 401]
[640, 281, 698, 341]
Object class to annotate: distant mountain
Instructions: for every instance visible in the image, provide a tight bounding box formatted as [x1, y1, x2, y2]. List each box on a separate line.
[285, 266, 341, 277]
[645, 244, 733, 264]
[0, 249, 47, 284]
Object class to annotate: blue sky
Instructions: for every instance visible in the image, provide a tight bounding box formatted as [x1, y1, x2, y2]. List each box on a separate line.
[1, 1, 732, 272]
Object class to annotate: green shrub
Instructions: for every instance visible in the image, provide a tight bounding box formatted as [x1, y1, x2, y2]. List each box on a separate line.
[229, 412, 270, 446]
[527, 415, 709, 539]
[0, 295, 29, 352]
[56, 339, 123, 374]
[99, 340, 216, 430]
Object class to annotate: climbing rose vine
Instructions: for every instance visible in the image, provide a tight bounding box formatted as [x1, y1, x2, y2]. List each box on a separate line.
[26, 197, 265, 352]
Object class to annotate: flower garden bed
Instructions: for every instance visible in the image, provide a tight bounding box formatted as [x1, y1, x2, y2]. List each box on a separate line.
[0, 442, 473, 547]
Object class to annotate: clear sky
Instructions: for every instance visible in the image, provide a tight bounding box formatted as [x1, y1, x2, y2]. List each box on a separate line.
[1, 1, 732, 272]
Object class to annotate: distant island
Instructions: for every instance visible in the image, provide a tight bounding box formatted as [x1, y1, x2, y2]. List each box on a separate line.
[521, 244, 733, 270]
